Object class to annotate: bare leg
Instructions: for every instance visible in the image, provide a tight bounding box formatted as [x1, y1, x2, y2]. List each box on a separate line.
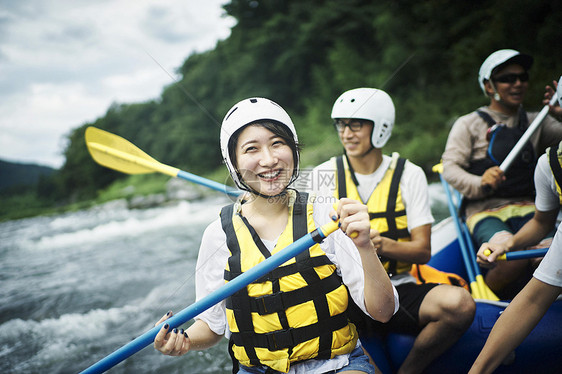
[484, 259, 532, 296]
[397, 285, 475, 374]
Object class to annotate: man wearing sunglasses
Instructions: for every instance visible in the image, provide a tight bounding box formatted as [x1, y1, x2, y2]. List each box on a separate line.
[305, 88, 476, 374]
[441, 49, 562, 299]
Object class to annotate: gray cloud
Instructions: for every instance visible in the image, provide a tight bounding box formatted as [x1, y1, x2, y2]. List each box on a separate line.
[0, 0, 234, 168]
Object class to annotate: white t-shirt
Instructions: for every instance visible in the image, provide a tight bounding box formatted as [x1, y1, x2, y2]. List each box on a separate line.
[301, 155, 434, 285]
[534, 153, 560, 212]
[194, 198, 399, 374]
[534, 223, 562, 287]
[302, 155, 435, 232]
[533, 153, 562, 287]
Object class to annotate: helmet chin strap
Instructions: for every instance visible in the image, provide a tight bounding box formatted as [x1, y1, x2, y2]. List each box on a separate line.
[489, 81, 502, 102]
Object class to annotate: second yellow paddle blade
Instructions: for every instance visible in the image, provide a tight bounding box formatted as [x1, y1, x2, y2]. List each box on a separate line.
[85, 126, 177, 176]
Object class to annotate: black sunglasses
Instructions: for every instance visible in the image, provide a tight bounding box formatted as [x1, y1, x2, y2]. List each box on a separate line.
[493, 72, 529, 84]
[333, 119, 372, 132]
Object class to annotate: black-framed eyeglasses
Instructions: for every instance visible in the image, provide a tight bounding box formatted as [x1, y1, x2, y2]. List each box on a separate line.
[492, 72, 529, 84]
[333, 119, 372, 133]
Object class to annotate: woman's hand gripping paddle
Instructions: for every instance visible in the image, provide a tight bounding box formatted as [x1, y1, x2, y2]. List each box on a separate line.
[78, 218, 341, 374]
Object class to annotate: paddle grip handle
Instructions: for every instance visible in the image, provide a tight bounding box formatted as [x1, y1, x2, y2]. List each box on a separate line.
[484, 247, 548, 261]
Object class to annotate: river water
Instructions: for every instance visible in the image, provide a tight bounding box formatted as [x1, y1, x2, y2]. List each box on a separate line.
[0, 184, 448, 374]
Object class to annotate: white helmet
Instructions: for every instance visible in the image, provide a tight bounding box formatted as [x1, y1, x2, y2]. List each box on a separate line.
[557, 76, 562, 107]
[331, 88, 395, 148]
[478, 49, 533, 94]
[220, 97, 299, 191]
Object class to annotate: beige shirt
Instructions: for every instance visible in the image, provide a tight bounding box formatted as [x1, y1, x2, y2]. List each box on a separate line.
[441, 106, 562, 218]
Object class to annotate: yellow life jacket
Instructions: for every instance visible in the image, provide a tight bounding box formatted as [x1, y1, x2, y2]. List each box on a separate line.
[220, 191, 358, 373]
[546, 140, 562, 204]
[334, 154, 411, 276]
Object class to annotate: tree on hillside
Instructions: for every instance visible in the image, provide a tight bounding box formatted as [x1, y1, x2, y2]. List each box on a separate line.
[52, 0, 561, 201]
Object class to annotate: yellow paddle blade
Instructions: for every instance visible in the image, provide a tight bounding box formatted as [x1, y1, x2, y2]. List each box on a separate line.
[432, 162, 443, 174]
[85, 127, 179, 177]
[469, 280, 481, 299]
[470, 276, 500, 301]
[476, 275, 500, 301]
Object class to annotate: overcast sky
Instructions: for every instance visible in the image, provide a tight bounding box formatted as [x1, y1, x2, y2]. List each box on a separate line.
[0, 0, 235, 168]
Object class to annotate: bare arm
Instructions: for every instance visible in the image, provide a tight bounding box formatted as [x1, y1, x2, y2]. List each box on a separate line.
[506, 209, 558, 251]
[469, 278, 561, 374]
[337, 198, 396, 323]
[373, 224, 432, 264]
[154, 315, 223, 356]
[477, 209, 557, 265]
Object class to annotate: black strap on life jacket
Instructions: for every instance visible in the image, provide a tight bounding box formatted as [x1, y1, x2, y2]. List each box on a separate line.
[549, 142, 562, 190]
[221, 191, 346, 365]
[476, 109, 528, 132]
[373, 157, 409, 240]
[230, 312, 350, 352]
[336, 155, 347, 199]
[224, 256, 333, 283]
[336, 154, 361, 199]
[221, 203, 261, 365]
[377, 157, 407, 276]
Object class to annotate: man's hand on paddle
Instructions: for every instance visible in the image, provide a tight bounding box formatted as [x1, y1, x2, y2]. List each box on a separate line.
[477, 242, 509, 268]
[154, 311, 191, 356]
[481, 166, 505, 192]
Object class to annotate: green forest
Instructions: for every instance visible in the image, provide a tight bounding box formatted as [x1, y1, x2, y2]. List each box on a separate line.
[4, 0, 562, 219]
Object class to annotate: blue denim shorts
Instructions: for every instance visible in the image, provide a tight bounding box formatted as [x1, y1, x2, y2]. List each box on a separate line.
[335, 346, 375, 373]
[237, 346, 375, 374]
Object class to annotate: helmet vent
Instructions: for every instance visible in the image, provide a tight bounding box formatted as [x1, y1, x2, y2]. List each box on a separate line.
[225, 107, 238, 121]
[351, 99, 356, 102]
[250, 98, 258, 103]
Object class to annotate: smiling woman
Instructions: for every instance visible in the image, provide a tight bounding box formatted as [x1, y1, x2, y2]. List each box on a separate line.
[151, 97, 398, 374]
[234, 124, 295, 198]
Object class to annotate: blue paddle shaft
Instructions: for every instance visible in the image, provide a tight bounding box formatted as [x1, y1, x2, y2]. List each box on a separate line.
[506, 248, 548, 261]
[439, 174, 477, 283]
[177, 170, 241, 197]
[79, 228, 327, 374]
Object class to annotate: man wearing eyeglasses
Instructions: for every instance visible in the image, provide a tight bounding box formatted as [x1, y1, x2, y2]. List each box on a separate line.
[305, 88, 476, 374]
[441, 49, 562, 299]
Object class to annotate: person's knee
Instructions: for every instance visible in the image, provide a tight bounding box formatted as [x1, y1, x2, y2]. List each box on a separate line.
[455, 289, 476, 326]
[421, 286, 475, 328]
[437, 287, 475, 328]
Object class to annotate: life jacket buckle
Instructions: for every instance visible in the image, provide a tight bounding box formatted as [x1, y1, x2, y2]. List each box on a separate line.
[265, 328, 294, 351]
[255, 292, 285, 315]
